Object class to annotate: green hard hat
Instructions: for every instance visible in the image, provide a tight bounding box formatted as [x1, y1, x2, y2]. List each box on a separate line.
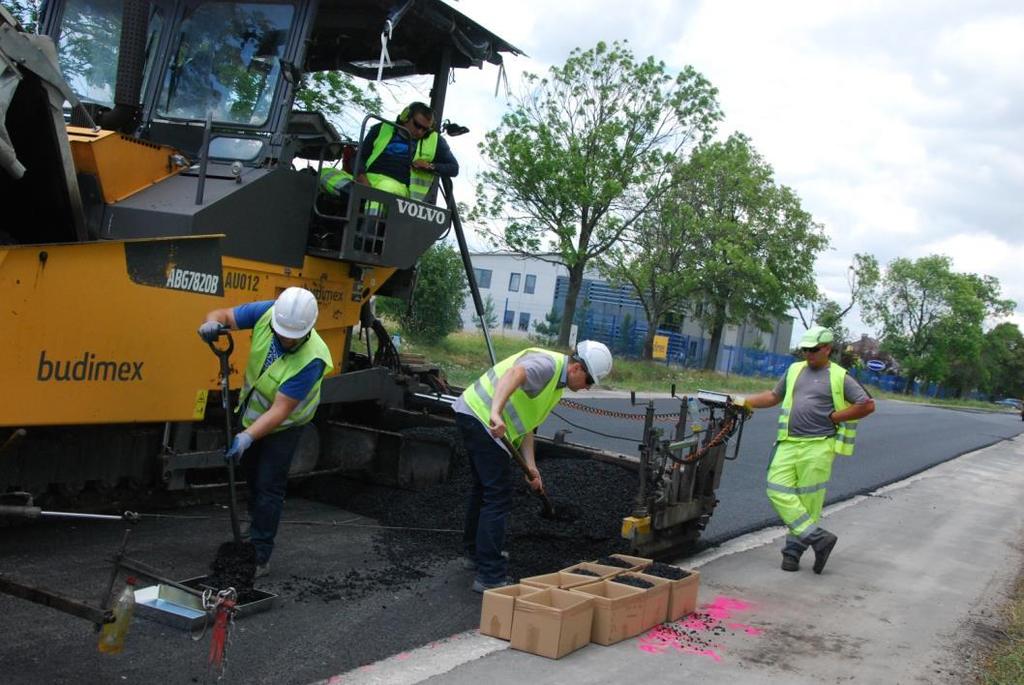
[799, 326, 834, 349]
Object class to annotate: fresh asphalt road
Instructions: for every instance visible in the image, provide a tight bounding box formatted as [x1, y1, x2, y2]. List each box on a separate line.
[539, 397, 1024, 545]
[1, 399, 1022, 684]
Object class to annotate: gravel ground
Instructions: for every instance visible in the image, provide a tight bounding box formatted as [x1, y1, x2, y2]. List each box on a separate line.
[295, 425, 639, 600]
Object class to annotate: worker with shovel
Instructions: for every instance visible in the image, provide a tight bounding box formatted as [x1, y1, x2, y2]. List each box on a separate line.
[739, 326, 874, 575]
[454, 340, 613, 592]
[198, 287, 333, 578]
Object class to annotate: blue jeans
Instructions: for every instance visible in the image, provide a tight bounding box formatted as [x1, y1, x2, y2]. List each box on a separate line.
[243, 427, 302, 565]
[456, 413, 512, 584]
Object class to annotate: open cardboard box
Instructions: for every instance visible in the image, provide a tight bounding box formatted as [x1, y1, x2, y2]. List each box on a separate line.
[651, 567, 700, 621]
[520, 570, 600, 590]
[611, 573, 671, 629]
[559, 561, 624, 582]
[479, 584, 540, 640]
[570, 579, 646, 645]
[606, 553, 653, 572]
[509, 588, 595, 659]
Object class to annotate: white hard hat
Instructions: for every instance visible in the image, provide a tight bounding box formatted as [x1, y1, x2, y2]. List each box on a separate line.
[271, 287, 318, 339]
[575, 340, 613, 383]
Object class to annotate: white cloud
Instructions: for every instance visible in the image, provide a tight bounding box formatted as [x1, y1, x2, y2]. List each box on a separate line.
[414, 1, 1024, 339]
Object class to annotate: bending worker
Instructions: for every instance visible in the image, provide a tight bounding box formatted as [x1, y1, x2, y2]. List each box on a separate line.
[453, 340, 613, 593]
[355, 101, 459, 201]
[739, 326, 875, 574]
[197, 287, 333, 578]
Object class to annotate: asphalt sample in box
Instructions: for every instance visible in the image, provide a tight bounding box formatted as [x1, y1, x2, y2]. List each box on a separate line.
[297, 425, 639, 601]
[645, 562, 692, 580]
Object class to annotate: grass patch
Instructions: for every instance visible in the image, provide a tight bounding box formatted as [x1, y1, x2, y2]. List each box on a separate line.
[980, 572, 1024, 685]
[398, 330, 781, 394]
[394, 330, 1019, 411]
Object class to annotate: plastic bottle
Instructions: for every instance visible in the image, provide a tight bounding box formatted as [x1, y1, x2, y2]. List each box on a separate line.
[98, 576, 137, 654]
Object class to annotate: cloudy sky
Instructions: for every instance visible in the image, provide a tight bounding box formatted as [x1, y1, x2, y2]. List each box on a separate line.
[399, 0, 1024, 342]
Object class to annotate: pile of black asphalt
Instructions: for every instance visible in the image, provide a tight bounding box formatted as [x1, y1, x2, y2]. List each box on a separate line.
[293, 425, 639, 602]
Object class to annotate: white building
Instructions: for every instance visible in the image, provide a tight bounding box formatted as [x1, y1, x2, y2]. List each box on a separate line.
[459, 251, 565, 337]
[458, 253, 794, 368]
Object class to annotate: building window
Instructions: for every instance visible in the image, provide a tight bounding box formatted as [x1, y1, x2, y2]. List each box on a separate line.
[524, 274, 536, 294]
[503, 309, 515, 328]
[508, 273, 521, 292]
[474, 268, 492, 289]
[518, 312, 530, 331]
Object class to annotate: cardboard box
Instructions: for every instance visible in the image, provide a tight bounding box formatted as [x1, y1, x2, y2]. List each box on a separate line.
[509, 588, 595, 659]
[644, 567, 700, 621]
[520, 570, 602, 590]
[607, 554, 653, 572]
[570, 580, 647, 645]
[610, 573, 671, 630]
[480, 584, 541, 640]
[559, 562, 624, 581]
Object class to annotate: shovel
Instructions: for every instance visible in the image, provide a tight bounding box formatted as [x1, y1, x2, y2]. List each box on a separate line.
[206, 332, 256, 591]
[500, 435, 557, 519]
[208, 331, 243, 543]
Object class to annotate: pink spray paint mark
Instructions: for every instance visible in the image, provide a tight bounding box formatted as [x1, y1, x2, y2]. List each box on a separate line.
[396, 652, 412, 661]
[635, 595, 761, 661]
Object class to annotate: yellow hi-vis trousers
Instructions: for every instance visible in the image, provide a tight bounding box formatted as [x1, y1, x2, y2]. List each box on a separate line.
[766, 436, 835, 543]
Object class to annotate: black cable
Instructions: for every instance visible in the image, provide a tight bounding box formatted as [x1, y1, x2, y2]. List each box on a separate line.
[547, 408, 642, 443]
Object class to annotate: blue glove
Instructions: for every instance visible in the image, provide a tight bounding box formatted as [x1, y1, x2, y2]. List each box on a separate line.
[225, 432, 253, 462]
[198, 321, 225, 342]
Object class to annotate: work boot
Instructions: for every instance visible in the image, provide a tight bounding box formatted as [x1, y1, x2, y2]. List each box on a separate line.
[255, 562, 270, 579]
[812, 532, 838, 574]
[471, 577, 513, 593]
[781, 554, 800, 572]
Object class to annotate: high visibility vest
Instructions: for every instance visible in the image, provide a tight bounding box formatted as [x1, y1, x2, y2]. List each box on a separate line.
[239, 309, 334, 432]
[362, 123, 439, 201]
[776, 361, 858, 457]
[461, 348, 566, 447]
[409, 133, 439, 201]
[319, 167, 352, 196]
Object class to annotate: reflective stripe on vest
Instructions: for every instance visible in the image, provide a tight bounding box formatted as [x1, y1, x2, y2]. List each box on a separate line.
[409, 133, 439, 201]
[460, 348, 566, 446]
[776, 361, 857, 457]
[319, 167, 352, 196]
[239, 309, 334, 432]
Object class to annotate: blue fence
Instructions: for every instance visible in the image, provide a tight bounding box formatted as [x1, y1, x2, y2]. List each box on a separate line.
[572, 310, 973, 398]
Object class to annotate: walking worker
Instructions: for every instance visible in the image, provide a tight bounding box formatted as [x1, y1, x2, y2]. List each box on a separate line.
[738, 326, 875, 574]
[453, 340, 613, 592]
[197, 287, 333, 577]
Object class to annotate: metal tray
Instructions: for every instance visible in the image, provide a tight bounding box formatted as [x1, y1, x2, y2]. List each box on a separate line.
[134, 577, 277, 631]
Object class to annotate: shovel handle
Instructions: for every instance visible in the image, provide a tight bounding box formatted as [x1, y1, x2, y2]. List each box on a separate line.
[207, 328, 235, 359]
[207, 331, 243, 544]
[500, 436, 556, 516]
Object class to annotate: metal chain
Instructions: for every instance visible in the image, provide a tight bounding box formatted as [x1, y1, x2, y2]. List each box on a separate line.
[557, 397, 683, 422]
[671, 416, 737, 464]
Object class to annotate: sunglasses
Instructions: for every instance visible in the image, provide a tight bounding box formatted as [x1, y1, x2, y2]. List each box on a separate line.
[802, 345, 825, 353]
[411, 119, 432, 132]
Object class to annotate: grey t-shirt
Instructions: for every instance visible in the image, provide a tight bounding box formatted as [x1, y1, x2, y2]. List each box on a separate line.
[453, 352, 568, 425]
[772, 364, 871, 437]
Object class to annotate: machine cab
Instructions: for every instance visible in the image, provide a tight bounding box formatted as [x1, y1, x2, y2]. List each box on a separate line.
[34, 0, 519, 270]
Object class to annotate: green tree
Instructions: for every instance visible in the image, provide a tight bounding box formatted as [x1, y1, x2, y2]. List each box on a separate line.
[794, 253, 880, 351]
[474, 294, 498, 331]
[670, 134, 828, 370]
[532, 306, 561, 345]
[600, 168, 701, 359]
[398, 243, 468, 344]
[980, 323, 1024, 399]
[861, 255, 1015, 394]
[1, 0, 38, 30]
[294, 71, 382, 139]
[473, 39, 722, 346]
